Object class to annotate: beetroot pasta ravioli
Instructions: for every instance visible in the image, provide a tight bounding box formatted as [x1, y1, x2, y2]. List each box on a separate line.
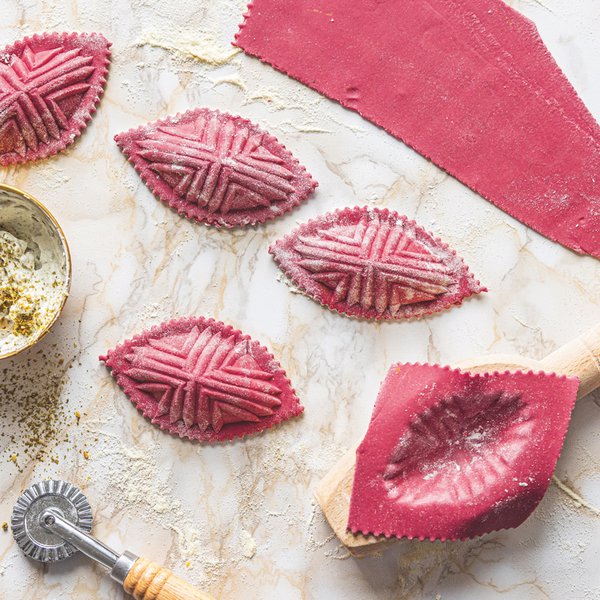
[270, 206, 485, 321]
[114, 108, 317, 227]
[101, 316, 303, 442]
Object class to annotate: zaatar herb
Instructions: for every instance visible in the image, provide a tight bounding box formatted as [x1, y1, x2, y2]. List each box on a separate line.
[0, 343, 79, 471]
[0, 229, 64, 351]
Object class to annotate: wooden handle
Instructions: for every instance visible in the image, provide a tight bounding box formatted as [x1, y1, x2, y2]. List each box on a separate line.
[540, 322, 600, 399]
[315, 321, 600, 557]
[314, 448, 394, 557]
[123, 557, 216, 600]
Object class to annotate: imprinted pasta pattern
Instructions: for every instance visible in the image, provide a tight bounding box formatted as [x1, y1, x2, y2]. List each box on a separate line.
[270, 206, 485, 320]
[0, 32, 111, 165]
[101, 317, 303, 442]
[115, 108, 317, 227]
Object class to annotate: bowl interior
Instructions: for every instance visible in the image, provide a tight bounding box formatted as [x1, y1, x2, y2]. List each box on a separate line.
[0, 185, 71, 359]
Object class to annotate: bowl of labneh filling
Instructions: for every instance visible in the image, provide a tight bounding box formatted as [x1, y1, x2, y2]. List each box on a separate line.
[0, 184, 71, 360]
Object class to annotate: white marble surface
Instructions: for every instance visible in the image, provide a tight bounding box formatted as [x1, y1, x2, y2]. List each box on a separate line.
[1, 0, 599, 598]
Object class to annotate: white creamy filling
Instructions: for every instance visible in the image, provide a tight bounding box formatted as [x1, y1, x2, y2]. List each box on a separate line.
[0, 228, 66, 355]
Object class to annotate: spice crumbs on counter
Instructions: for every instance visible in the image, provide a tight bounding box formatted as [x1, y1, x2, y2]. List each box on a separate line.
[0, 343, 82, 472]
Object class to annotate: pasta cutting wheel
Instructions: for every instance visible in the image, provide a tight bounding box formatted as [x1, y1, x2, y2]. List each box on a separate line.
[11, 480, 92, 562]
[11, 480, 215, 600]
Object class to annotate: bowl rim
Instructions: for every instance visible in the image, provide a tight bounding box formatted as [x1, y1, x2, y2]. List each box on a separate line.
[0, 182, 72, 360]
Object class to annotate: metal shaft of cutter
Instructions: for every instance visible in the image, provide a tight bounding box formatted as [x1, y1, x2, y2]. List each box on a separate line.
[41, 509, 119, 570]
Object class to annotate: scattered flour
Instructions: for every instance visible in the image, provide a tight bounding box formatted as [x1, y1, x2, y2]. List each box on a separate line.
[240, 529, 257, 559]
[137, 31, 240, 66]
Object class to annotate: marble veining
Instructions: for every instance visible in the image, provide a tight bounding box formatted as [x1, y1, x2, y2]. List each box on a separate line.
[0, 0, 599, 599]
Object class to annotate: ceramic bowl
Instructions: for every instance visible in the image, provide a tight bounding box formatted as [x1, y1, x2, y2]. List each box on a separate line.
[0, 184, 71, 360]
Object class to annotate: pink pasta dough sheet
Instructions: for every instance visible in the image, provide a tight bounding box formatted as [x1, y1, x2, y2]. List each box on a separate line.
[235, 0, 600, 258]
[348, 363, 579, 541]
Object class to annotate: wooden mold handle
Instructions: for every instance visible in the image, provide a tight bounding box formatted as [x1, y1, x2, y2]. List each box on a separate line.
[313, 448, 393, 557]
[540, 322, 600, 399]
[123, 557, 216, 600]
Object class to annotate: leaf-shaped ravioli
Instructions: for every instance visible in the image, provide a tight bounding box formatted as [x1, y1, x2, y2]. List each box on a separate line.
[100, 316, 303, 442]
[348, 363, 579, 541]
[270, 206, 485, 320]
[114, 108, 317, 227]
[0, 32, 111, 165]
